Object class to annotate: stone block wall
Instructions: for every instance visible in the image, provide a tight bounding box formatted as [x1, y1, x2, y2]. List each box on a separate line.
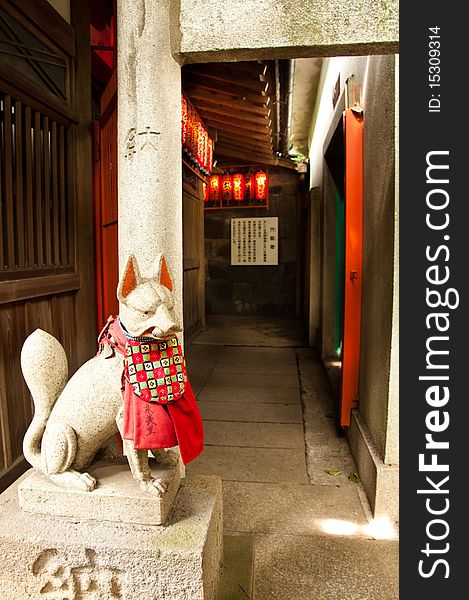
[204, 168, 302, 317]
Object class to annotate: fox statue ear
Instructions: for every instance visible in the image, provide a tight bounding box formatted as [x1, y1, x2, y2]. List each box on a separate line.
[117, 255, 142, 302]
[153, 253, 173, 292]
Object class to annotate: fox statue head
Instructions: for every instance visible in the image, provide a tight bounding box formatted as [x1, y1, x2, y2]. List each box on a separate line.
[117, 254, 181, 340]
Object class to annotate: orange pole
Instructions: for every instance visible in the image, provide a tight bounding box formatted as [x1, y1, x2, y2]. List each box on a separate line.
[341, 108, 363, 426]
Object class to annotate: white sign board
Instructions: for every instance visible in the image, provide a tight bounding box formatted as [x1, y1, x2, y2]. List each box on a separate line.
[231, 217, 278, 266]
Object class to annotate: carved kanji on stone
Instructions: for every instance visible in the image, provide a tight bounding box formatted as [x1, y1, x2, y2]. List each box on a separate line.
[124, 126, 161, 158]
[32, 548, 125, 599]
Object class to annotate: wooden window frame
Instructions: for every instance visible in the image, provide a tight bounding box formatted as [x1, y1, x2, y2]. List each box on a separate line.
[0, 0, 79, 305]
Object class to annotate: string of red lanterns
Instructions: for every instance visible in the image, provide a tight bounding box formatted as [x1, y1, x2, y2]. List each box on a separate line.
[182, 94, 213, 176]
[205, 170, 268, 205]
[182, 94, 269, 207]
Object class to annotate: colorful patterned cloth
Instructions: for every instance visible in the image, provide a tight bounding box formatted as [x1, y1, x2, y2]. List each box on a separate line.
[125, 338, 187, 403]
[97, 316, 204, 464]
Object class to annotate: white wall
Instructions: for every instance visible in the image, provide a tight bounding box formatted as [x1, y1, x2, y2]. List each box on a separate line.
[308, 56, 370, 188]
[307, 56, 370, 353]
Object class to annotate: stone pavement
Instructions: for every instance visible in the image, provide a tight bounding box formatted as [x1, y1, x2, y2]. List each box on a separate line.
[186, 315, 398, 600]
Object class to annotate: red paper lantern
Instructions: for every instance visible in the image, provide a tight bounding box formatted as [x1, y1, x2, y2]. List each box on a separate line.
[205, 133, 211, 174]
[232, 173, 245, 201]
[197, 123, 205, 169]
[209, 175, 220, 202]
[186, 106, 194, 158]
[221, 174, 233, 202]
[255, 170, 268, 201]
[207, 139, 213, 174]
[198, 123, 207, 171]
[244, 173, 254, 200]
[181, 96, 212, 175]
[181, 95, 188, 148]
[189, 111, 199, 161]
[203, 129, 209, 173]
[203, 182, 209, 203]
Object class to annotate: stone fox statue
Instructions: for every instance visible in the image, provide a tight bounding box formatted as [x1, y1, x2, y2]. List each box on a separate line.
[21, 254, 204, 496]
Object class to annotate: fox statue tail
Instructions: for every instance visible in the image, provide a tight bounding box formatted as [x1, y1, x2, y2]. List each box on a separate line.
[20, 329, 68, 470]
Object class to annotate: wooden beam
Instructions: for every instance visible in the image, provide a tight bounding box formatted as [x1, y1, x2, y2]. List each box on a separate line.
[216, 153, 263, 165]
[183, 74, 269, 104]
[3, 95, 15, 268]
[215, 145, 297, 170]
[215, 144, 274, 163]
[192, 62, 269, 83]
[0, 66, 76, 124]
[215, 142, 274, 158]
[198, 110, 271, 135]
[194, 102, 271, 127]
[24, 105, 34, 268]
[217, 61, 268, 78]
[205, 119, 273, 143]
[0, 271, 80, 304]
[265, 61, 280, 154]
[184, 85, 270, 116]
[184, 67, 269, 94]
[214, 147, 274, 160]
[216, 134, 274, 153]
[275, 157, 298, 170]
[8, 0, 76, 57]
[215, 146, 273, 160]
[43, 116, 52, 266]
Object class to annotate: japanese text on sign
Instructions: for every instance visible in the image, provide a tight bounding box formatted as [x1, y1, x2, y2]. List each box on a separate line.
[231, 217, 278, 266]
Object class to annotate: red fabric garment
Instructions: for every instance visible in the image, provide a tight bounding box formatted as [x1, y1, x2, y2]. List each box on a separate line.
[123, 378, 204, 464]
[98, 316, 204, 464]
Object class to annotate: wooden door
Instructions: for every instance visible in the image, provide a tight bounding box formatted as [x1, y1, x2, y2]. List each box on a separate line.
[93, 71, 118, 331]
[340, 107, 364, 426]
[182, 163, 206, 339]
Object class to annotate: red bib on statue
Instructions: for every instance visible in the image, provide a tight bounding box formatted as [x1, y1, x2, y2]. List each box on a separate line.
[124, 338, 188, 404]
[97, 316, 204, 464]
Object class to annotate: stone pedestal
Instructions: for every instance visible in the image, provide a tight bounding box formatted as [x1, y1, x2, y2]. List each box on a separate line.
[0, 473, 223, 600]
[18, 458, 181, 526]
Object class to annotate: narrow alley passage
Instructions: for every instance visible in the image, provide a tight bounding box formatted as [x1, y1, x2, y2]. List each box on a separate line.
[186, 316, 398, 600]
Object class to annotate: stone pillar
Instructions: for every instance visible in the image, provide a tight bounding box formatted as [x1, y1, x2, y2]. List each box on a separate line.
[117, 0, 183, 325]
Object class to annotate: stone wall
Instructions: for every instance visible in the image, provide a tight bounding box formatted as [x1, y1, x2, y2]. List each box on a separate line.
[204, 168, 302, 317]
[178, 0, 398, 62]
[359, 54, 398, 464]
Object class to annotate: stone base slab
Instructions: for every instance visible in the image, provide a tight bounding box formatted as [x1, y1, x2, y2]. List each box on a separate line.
[347, 410, 399, 522]
[18, 457, 180, 526]
[0, 474, 223, 600]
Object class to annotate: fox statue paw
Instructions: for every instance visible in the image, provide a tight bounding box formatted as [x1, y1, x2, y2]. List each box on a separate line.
[49, 470, 97, 492]
[139, 477, 169, 496]
[78, 472, 97, 491]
